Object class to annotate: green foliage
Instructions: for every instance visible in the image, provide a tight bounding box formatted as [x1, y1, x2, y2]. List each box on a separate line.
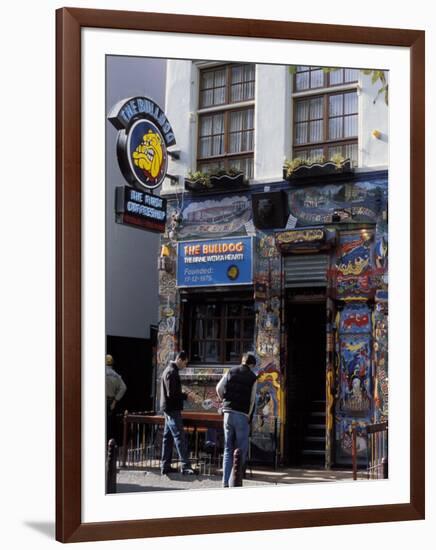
[284, 154, 348, 177]
[330, 153, 346, 168]
[186, 171, 212, 188]
[362, 69, 389, 105]
[186, 167, 244, 188]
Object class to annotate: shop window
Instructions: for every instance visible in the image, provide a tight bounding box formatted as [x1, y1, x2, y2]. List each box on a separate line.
[197, 64, 255, 179]
[293, 67, 359, 166]
[186, 300, 255, 364]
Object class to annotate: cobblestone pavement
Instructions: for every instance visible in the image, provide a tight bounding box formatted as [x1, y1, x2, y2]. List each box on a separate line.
[116, 466, 358, 493]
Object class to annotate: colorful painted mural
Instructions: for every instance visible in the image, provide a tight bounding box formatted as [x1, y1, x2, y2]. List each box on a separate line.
[335, 231, 374, 300]
[178, 194, 252, 238]
[155, 172, 388, 467]
[287, 179, 387, 227]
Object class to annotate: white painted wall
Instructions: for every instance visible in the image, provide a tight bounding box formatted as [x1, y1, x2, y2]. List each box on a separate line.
[254, 65, 291, 181]
[359, 71, 390, 168]
[163, 61, 389, 192]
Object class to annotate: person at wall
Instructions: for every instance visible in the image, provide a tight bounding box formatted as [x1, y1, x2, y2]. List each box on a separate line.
[160, 350, 197, 475]
[216, 352, 258, 488]
[105, 354, 127, 443]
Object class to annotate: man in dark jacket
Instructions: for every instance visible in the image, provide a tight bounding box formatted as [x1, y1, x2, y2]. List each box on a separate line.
[216, 352, 257, 487]
[160, 351, 197, 475]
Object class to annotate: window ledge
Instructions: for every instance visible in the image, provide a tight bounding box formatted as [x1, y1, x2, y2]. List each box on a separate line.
[197, 100, 255, 115]
[292, 83, 360, 98]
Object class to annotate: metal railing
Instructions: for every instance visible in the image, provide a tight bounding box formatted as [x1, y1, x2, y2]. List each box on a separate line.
[119, 411, 223, 474]
[352, 422, 388, 480]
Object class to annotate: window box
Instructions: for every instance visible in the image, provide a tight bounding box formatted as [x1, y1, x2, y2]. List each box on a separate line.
[185, 170, 247, 192]
[283, 158, 353, 181]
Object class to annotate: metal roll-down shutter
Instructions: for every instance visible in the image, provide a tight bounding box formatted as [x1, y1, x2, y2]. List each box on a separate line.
[284, 254, 328, 288]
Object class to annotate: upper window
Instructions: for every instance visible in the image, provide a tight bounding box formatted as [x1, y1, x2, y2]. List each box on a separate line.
[197, 64, 255, 179]
[199, 64, 255, 108]
[293, 68, 359, 166]
[294, 66, 359, 92]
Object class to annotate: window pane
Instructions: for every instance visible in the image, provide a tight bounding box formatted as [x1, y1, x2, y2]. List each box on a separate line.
[329, 117, 343, 139]
[225, 341, 240, 362]
[213, 87, 226, 105]
[295, 122, 308, 145]
[310, 97, 324, 119]
[212, 135, 224, 155]
[344, 115, 358, 137]
[214, 69, 226, 87]
[329, 69, 344, 85]
[226, 319, 241, 338]
[206, 303, 221, 316]
[200, 116, 213, 136]
[311, 69, 324, 88]
[296, 100, 309, 122]
[243, 319, 255, 339]
[213, 114, 224, 133]
[329, 94, 343, 117]
[204, 341, 219, 362]
[296, 72, 309, 91]
[194, 320, 205, 339]
[228, 303, 241, 316]
[200, 89, 214, 107]
[344, 68, 359, 82]
[309, 120, 323, 142]
[206, 320, 220, 338]
[199, 137, 211, 158]
[344, 92, 358, 114]
[230, 110, 243, 131]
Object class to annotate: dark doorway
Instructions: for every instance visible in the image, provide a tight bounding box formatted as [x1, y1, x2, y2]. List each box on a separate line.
[285, 299, 326, 467]
[106, 335, 155, 445]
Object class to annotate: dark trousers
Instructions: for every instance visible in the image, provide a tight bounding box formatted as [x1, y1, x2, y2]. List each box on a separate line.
[161, 411, 192, 471]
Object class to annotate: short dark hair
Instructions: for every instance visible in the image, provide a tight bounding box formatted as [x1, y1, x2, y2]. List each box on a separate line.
[242, 352, 256, 367]
[175, 350, 188, 362]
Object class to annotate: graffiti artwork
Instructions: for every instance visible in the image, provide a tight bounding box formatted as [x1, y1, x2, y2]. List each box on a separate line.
[288, 180, 387, 227]
[339, 303, 372, 334]
[336, 418, 369, 458]
[339, 335, 372, 415]
[179, 195, 252, 238]
[336, 232, 373, 299]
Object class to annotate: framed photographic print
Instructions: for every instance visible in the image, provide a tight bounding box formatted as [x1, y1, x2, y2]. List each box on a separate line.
[56, 7, 425, 543]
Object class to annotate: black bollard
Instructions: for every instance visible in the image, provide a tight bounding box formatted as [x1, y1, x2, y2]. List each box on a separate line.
[229, 448, 243, 487]
[382, 457, 388, 479]
[106, 438, 118, 494]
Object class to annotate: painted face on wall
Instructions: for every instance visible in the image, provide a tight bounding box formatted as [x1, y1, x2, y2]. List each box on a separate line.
[337, 243, 371, 276]
[132, 129, 164, 179]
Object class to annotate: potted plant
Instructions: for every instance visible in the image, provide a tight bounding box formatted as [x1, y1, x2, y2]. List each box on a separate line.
[185, 167, 246, 192]
[283, 155, 352, 181]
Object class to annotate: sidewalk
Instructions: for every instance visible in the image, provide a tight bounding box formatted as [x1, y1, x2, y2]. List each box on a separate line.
[116, 465, 361, 493]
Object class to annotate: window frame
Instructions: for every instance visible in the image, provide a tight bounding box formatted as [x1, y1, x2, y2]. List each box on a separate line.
[292, 89, 359, 164]
[183, 295, 255, 365]
[197, 63, 255, 178]
[293, 66, 359, 92]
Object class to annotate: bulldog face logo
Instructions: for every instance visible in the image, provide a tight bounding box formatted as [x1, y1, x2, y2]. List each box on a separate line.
[132, 129, 164, 180]
[126, 119, 168, 189]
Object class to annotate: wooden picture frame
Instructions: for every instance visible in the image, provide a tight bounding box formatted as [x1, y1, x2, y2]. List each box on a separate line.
[56, 7, 425, 542]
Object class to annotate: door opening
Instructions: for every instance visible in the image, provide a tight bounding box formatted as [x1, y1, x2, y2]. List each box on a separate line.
[285, 298, 326, 467]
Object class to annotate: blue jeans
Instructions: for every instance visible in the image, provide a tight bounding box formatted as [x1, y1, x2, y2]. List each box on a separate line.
[222, 411, 250, 487]
[161, 411, 192, 471]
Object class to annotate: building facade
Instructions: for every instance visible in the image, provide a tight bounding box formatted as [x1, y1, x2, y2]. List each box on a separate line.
[157, 60, 389, 468]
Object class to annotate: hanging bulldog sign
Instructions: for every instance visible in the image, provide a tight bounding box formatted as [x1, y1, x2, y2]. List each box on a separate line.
[108, 97, 176, 190]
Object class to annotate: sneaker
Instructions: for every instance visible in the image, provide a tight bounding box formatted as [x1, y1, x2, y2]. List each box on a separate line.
[181, 468, 198, 475]
[161, 467, 178, 475]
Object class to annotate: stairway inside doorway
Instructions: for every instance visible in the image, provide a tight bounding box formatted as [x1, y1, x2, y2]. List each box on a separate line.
[286, 300, 326, 468]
